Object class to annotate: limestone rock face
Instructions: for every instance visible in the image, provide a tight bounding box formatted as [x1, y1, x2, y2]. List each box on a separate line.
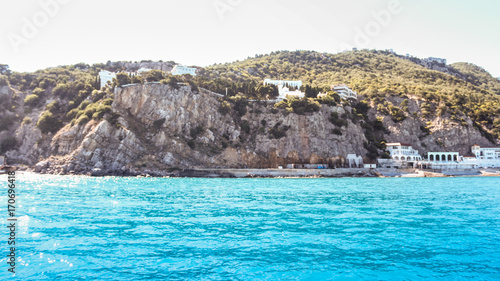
[7, 122, 43, 165]
[382, 97, 493, 156]
[4, 82, 496, 174]
[107, 83, 369, 169]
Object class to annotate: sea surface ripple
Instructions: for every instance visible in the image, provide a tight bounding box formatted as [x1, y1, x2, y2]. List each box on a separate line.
[1, 174, 499, 280]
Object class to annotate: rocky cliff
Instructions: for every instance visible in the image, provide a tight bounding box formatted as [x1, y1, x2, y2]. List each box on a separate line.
[5, 82, 494, 176]
[32, 83, 368, 175]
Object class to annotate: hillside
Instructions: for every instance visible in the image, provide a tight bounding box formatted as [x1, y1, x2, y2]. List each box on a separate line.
[199, 50, 500, 141]
[0, 50, 499, 175]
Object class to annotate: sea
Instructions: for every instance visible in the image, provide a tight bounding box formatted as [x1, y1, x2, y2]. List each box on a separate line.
[1, 173, 499, 280]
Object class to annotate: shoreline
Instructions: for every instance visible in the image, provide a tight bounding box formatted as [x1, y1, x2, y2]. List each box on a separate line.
[3, 166, 500, 178]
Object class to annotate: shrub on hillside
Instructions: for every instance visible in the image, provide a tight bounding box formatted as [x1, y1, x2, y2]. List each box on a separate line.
[24, 94, 40, 107]
[143, 70, 164, 82]
[113, 73, 131, 87]
[52, 83, 69, 97]
[219, 100, 231, 115]
[329, 112, 348, 127]
[0, 75, 9, 86]
[37, 110, 62, 134]
[0, 136, 17, 153]
[77, 115, 90, 125]
[21, 116, 32, 125]
[275, 97, 320, 115]
[160, 76, 180, 89]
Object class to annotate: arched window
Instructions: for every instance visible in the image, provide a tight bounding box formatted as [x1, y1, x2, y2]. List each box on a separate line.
[430, 155, 434, 161]
[394, 156, 399, 160]
[447, 155, 452, 161]
[453, 155, 457, 161]
[442, 154, 446, 162]
[401, 156, 406, 161]
[436, 155, 440, 161]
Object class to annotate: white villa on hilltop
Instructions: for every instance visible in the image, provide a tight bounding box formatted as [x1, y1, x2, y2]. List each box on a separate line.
[263, 79, 305, 100]
[264, 79, 302, 89]
[171, 65, 197, 76]
[98, 70, 116, 88]
[137, 67, 151, 74]
[331, 84, 357, 100]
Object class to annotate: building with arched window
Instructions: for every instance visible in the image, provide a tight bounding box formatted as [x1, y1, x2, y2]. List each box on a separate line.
[378, 142, 422, 168]
[386, 143, 422, 162]
[417, 151, 479, 169]
[427, 152, 460, 162]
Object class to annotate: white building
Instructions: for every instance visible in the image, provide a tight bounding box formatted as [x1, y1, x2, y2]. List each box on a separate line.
[346, 154, 363, 168]
[263, 80, 305, 101]
[331, 84, 357, 100]
[137, 67, 152, 74]
[264, 79, 302, 89]
[471, 145, 500, 160]
[386, 142, 422, 162]
[171, 65, 197, 76]
[427, 152, 460, 162]
[465, 145, 500, 168]
[98, 70, 116, 88]
[276, 86, 305, 100]
[422, 151, 480, 169]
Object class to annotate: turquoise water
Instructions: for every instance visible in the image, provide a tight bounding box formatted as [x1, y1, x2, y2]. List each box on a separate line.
[1, 174, 500, 280]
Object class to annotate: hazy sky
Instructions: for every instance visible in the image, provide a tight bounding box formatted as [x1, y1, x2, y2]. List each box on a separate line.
[1, 0, 499, 77]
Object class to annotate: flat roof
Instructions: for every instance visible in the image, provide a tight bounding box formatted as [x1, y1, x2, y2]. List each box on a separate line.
[386, 142, 412, 146]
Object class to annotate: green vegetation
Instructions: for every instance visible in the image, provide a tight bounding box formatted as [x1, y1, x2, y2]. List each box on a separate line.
[190, 125, 204, 139]
[21, 116, 32, 125]
[329, 112, 348, 127]
[153, 118, 166, 130]
[317, 92, 340, 106]
[331, 128, 342, 135]
[201, 50, 499, 140]
[114, 73, 131, 87]
[143, 70, 164, 82]
[274, 97, 320, 115]
[0, 48, 498, 158]
[24, 94, 40, 107]
[228, 94, 248, 117]
[218, 100, 231, 115]
[37, 111, 62, 134]
[0, 75, 9, 86]
[0, 136, 17, 153]
[268, 123, 290, 139]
